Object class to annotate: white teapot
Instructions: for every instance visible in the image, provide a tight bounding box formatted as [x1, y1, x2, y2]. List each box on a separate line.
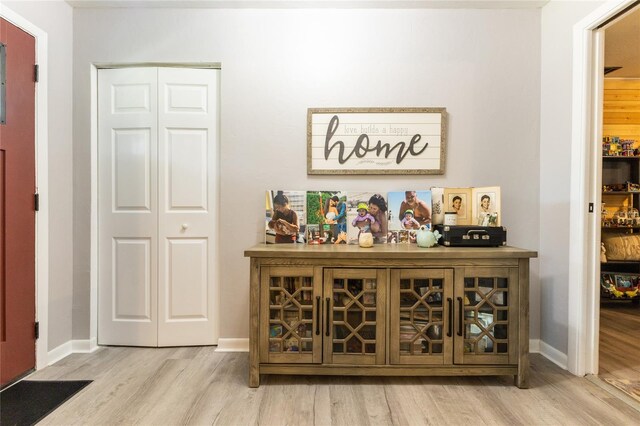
[416, 225, 441, 248]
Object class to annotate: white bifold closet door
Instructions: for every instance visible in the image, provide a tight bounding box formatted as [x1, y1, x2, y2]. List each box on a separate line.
[98, 67, 218, 347]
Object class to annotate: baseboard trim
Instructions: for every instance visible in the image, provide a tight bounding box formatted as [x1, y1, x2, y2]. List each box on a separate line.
[47, 339, 100, 366]
[537, 340, 568, 370]
[47, 337, 566, 369]
[73, 338, 99, 353]
[529, 338, 540, 354]
[215, 338, 249, 352]
[47, 341, 73, 365]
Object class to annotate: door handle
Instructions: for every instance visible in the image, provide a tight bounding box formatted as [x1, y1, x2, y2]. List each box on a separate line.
[325, 297, 331, 337]
[447, 298, 453, 337]
[315, 296, 321, 335]
[457, 297, 463, 337]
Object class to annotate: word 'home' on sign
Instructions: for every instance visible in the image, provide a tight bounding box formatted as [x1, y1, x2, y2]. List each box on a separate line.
[324, 115, 428, 165]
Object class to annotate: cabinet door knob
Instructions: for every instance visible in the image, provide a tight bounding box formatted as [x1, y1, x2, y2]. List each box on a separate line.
[181, 223, 189, 230]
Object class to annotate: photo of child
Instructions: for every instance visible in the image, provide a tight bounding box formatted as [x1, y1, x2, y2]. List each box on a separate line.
[346, 192, 388, 244]
[352, 202, 376, 235]
[388, 191, 432, 232]
[265, 190, 306, 244]
[401, 209, 421, 229]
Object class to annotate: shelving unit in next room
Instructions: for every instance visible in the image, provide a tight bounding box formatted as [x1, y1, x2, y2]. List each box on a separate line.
[599, 79, 640, 302]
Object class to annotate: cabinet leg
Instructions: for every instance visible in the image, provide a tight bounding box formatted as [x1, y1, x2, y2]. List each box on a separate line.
[249, 370, 260, 388]
[515, 368, 529, 389]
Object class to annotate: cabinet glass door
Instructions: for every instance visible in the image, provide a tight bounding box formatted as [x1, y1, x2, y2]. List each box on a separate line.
[260, 266, 322, 363]
[323, 269, 386, 365]
[454, 267, 518, 365]
[390, 269, 453, 365]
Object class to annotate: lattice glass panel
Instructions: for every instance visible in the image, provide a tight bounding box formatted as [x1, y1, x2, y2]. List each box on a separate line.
[398, 278, 444, 356]
[463, 276, 509, 354]
[268, 275, 314, 353]
[331, 277, 377, 355]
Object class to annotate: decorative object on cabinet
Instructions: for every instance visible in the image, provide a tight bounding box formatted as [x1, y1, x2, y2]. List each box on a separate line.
[265, 190, 307, 244]
[471, 186, 501, 227]
[358, 230, 374, 248]
[306, 191, 348, 245]
[431, 187, 445, 225]
[347, 192, 388, 244]
[435, 225, 507, 247]
[443, 188, 472, 225]
[245, 244, 536, 388]
[416, 226, 441, 248]
[387, 191, 433, 231]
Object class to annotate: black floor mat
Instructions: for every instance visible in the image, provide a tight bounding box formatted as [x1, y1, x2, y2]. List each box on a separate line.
[0, 380, 91, 426]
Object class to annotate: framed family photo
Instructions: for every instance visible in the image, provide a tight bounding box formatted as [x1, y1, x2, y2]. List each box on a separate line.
[471, 186, 501, 226]
[443, 187, 472, 225]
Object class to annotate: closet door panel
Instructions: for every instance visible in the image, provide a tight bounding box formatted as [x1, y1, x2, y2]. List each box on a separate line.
[98, 68, 159, 346]
[158, 68, 219, 346]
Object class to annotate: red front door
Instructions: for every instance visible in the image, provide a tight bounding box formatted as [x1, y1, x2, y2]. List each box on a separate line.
[0, 17, 37, 387]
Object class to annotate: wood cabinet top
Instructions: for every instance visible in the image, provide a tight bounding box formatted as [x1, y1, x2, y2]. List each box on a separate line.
[244, 243, 537, 259]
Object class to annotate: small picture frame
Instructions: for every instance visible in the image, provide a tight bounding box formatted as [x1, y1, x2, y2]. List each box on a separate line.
[472, 186, 501, 226]
[443, 188, 472, 225]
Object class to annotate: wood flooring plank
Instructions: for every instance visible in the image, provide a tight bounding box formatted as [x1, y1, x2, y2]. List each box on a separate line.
[182, 351, 266, 426]
[312, 376, 332, 426]
[327, 376, 375, 426]
[255, 376, 316, 426]
[358, 378, 394, 425]
[137, 349, 227, 425]
[599, 302, 640, 397]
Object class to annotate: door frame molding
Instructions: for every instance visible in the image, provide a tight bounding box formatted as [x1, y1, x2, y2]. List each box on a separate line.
[0, 5, 49, 370]
[90, 63, 222, 347]
[568, 0, 638, 376]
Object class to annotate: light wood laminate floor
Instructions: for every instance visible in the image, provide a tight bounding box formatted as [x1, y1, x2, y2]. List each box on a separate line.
[27, 348, 639, 425]
[599, 301, 640, 383]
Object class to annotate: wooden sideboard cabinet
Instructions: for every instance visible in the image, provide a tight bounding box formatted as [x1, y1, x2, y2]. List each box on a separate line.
[245, 244, 537, 388]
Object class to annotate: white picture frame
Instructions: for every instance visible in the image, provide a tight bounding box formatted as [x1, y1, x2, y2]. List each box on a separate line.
[471, 186, 501, 226]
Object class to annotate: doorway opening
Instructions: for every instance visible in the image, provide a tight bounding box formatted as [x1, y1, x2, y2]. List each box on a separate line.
[597, 5, 640, 403]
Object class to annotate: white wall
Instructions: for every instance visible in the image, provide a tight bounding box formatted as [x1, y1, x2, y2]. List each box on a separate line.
[72, 7, 541, 340]
[2, 0, 74, 351]
[539, 0, 603, 356]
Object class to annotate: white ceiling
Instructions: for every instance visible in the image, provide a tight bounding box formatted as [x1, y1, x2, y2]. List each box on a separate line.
[66, 0, 549, 9]
[605, 5, 640, 78]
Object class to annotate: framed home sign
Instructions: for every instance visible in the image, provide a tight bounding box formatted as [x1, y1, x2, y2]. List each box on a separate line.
[307, 107, 447, 175]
